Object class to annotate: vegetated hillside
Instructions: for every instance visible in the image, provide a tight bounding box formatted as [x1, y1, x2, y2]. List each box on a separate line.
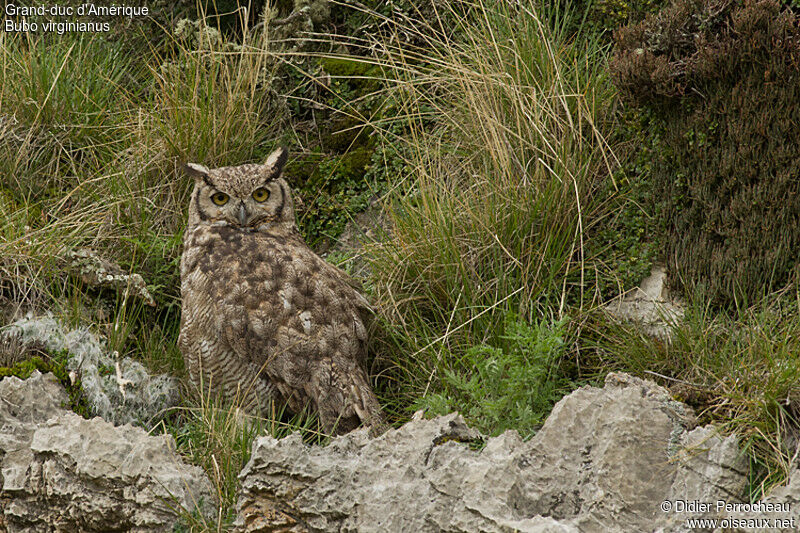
[1, 0, 799, 528]
[612, 0, 800, 308]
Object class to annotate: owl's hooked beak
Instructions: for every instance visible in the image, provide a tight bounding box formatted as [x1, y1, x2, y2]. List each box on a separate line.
[238, 203, 248, 226]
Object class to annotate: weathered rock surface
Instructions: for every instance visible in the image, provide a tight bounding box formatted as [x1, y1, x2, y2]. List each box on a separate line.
[0, 371, 214, 532]
[1, 313, 178, 426]
[235, 372, 747, 532]
[604, 263, 685, 340]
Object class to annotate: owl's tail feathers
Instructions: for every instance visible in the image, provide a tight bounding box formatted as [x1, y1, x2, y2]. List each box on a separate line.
[348, 381, 390, 437]
[317, 366, 387, 436]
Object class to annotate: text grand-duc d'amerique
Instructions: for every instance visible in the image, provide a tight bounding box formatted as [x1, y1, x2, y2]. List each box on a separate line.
[4, 4, 149, 18]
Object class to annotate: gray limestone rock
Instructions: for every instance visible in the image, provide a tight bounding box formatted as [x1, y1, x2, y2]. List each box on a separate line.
[0, 371, 214, 532]
[604, 263, 685, 340]
[710, 466, 800, 533]
[235, 372, 746, 533]
[654, 425, 750, 532]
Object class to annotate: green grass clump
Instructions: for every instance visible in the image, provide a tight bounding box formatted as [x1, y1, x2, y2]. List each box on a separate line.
[416, 316, 569, 438]
[359, 0, 626, 415]
[164, 394, 324, 530]
[0, 10, 285, 361]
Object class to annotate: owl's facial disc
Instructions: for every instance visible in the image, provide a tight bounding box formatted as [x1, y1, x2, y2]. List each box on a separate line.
[185, 149, 291, 231]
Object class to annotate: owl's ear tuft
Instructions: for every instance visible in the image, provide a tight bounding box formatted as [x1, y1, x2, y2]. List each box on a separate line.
[184, 163, 210, 180]
[264, 147, 288, 175]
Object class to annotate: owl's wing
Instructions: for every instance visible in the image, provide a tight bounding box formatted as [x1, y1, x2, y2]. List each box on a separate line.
[314, 254, 374, 322]
[307, 256, 386, 434]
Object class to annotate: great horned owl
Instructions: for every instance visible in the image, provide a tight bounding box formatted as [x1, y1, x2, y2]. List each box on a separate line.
[179, 147, 384, 434]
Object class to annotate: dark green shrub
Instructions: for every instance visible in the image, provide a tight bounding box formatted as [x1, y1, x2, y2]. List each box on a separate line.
[611, 0, 800, 307]
[290, 147, 381, 248]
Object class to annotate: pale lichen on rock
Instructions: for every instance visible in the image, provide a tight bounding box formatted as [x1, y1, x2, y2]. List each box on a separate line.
[65, 248, 156, 307]
[0, 313, 178, 426]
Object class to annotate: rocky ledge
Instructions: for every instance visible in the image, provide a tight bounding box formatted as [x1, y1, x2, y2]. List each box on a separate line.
[2, 371, 800, 532]
[235, 373, 797, 533]
[0, 371, 214, 532]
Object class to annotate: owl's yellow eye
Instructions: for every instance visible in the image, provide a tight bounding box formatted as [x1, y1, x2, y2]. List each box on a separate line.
[252, 187, 270, 202]
[211, 192, 229, 206]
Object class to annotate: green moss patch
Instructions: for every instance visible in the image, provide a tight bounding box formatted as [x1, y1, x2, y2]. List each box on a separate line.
[0, 354, 91, 417]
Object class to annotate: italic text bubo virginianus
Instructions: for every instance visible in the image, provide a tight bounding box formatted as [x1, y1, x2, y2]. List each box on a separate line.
[179, 147, 384, 434]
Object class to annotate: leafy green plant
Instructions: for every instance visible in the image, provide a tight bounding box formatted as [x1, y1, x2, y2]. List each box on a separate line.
[416, 316, 569, 438]
[585, 106, 660, 300]
[150, 16, 283, 166]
